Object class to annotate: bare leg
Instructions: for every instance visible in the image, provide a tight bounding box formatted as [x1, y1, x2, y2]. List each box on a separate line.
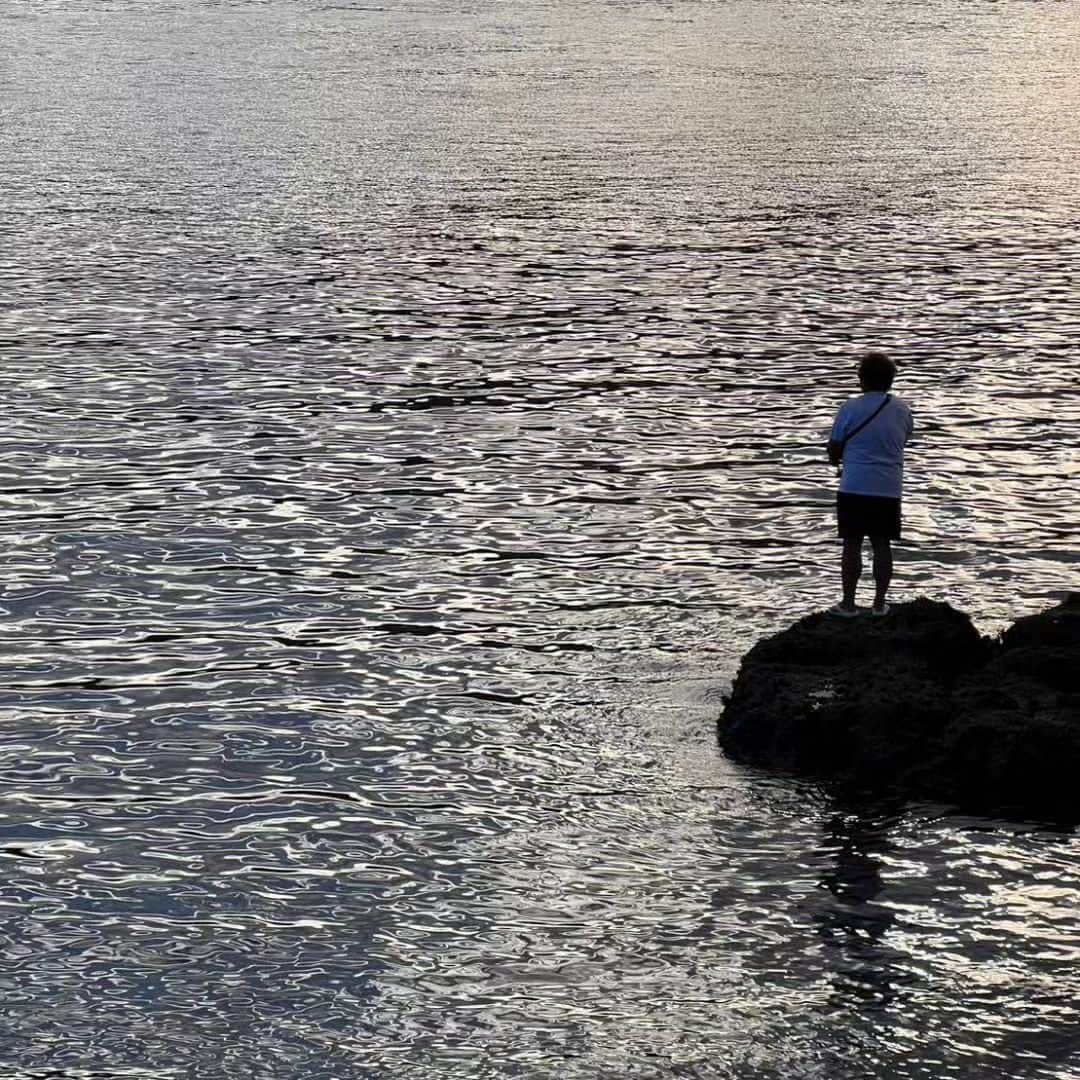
[841, 538, 862, 609]
[870, 537, 893, 610]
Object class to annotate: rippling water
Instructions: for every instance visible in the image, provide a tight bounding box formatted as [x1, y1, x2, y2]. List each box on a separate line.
[2, 1, 1079, 1076]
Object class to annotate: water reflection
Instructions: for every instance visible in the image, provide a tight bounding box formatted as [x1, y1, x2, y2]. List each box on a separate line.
[814, 810, 904, 1011]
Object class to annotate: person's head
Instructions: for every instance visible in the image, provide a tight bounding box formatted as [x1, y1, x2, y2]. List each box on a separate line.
[858, 351, 896, 392]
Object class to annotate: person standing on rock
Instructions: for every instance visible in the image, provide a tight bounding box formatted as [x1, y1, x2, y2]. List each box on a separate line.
[827, 352, 914, 617]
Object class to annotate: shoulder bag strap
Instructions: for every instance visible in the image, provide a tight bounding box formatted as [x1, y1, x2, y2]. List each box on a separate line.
[839, 394, 892, 451]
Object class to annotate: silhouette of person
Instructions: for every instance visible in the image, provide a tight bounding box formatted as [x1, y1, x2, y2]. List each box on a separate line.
[827, 353, 914, 617]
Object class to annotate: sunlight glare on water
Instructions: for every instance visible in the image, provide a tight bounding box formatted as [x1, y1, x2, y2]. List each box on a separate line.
[0, 1, 1078, 1077]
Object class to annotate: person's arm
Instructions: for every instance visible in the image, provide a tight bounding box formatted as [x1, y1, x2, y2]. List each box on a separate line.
[827, 406, 848, 466]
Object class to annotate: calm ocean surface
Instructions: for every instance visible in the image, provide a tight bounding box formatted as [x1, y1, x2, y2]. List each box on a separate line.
[1, 1, 1079, 1076]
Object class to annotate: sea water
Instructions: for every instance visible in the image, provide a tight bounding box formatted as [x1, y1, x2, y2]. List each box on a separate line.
[1, 1, 1078, 1076]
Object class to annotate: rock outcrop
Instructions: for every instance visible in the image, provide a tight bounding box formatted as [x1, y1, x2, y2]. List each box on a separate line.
[718, 595, 1080, 820]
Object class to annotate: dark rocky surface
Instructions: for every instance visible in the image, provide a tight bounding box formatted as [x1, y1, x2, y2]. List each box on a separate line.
[718, 594, 1080, 820]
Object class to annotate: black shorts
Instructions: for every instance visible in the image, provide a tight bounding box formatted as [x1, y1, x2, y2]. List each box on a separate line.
[837, 493, 901, 541]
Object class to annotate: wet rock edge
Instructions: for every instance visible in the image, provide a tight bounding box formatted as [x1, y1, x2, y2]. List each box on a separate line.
[717, 594, 1080, 822]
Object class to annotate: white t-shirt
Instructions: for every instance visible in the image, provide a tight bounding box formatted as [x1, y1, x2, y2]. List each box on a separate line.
[831, 392, 914, 499]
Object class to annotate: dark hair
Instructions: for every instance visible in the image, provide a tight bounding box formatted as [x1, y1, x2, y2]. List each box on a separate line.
[858, 352, 896, 392]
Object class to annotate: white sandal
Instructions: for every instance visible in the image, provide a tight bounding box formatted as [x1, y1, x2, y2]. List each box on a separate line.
[828, 604, 861, 619]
